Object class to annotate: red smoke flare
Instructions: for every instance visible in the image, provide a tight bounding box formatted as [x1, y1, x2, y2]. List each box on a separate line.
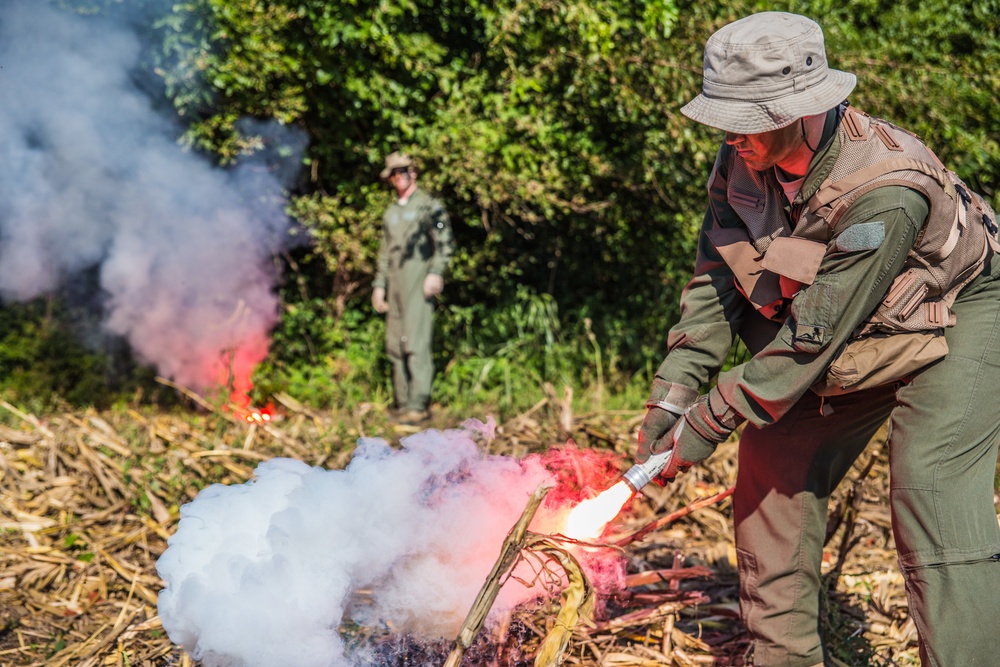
[562, 480, 634, 540]
[526, 444, 634, 538]
[528, 444, 628, 511]
[525, 444, 632, 599]
[246, 403, 275, 423]
[210, 338, 274, 423]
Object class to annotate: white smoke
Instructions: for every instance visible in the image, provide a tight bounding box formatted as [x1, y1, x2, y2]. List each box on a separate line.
[156, 420, 562, 667]
[0, 1, 304, 391]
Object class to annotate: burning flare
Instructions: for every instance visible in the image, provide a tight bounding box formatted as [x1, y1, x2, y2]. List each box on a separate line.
[231, 402, 275, 424]
[562, 480, 634, 540]
[244, 405, 274, 423]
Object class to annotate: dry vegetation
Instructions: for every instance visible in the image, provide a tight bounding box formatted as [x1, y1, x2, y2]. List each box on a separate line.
[0, 392, 937, 667]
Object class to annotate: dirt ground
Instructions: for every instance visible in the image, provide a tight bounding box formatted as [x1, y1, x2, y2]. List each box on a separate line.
[0, 394, 950, 667]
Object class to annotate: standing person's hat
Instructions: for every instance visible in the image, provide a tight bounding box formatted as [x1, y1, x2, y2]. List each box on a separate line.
[681, 12, 856, 134]
[379, 152, 414, 179]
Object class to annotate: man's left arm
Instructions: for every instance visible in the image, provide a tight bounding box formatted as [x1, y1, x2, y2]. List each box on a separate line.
[663, 186, 929, 476]
[424, 200, 454, 297]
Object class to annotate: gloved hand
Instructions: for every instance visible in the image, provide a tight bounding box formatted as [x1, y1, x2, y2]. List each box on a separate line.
[371, 287, 388, 313]
[423, 273, 444, 299]
[636, 377, 694, 463]
[660, 390, 742, 480]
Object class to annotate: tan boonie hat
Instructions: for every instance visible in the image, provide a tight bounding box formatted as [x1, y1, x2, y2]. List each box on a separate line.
[379, 151, 414, 179]
[681, 12, 856, 134]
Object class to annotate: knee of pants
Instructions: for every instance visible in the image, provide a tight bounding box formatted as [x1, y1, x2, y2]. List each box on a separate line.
[887, 398, 1000, 566]
[903, 556, 1000, 666]
[891, 481, 1000, 569]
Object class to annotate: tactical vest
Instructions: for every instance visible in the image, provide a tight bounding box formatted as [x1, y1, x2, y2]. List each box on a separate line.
[711, 105, 999, 335]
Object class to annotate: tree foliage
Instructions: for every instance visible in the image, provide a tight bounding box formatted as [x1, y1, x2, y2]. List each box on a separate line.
[4, 0, 999, 413]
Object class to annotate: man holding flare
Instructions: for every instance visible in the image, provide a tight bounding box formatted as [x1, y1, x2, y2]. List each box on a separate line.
[634, 11, 1000, 667]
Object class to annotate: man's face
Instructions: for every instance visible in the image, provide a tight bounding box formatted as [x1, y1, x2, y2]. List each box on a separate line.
[725, 121, 802, 172]
[388, 168, 414, 195]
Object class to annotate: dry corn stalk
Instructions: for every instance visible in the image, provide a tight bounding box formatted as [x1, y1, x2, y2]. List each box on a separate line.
[525, 535, 594, 667]
[443, 484, 553, 667]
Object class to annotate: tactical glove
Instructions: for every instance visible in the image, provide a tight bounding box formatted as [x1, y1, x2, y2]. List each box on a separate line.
[661, 389, 742, 480]
[635, 378, 698, 463]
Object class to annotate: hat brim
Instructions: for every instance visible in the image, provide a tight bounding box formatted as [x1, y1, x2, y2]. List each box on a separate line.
[681, 69, 857, 134]
[379, 166, 392, 179]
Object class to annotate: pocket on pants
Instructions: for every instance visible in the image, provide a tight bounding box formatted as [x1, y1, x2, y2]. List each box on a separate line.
[736, 547, 763, 619]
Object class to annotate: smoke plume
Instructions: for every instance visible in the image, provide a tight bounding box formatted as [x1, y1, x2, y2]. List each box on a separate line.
[156, 420, 627, 667]
[0, 1, 304, 396]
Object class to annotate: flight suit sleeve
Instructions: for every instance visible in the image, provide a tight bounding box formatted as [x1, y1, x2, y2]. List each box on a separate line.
[373, 212, 390, 290]
[713, 186, 929, 427]
[427, 199, 454, 278]
[655, 146, 752, 392]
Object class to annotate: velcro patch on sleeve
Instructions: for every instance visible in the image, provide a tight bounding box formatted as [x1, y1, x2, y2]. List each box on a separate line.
[834, 221, 885, 252]
[792, 322, 827, 348]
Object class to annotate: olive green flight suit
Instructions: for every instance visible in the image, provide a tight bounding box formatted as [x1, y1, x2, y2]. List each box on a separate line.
[657, 108, 1000, 666]
[373, 187, 454, 412]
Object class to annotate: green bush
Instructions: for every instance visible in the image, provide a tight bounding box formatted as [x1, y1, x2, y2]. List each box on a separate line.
[0, 299, 163, 411]
[4, 1, 997, 415]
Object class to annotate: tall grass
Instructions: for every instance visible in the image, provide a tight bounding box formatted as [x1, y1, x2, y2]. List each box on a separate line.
[433, 287, 650, 421]
[255, 286, 653, 421]
[1, 289, 655, 420]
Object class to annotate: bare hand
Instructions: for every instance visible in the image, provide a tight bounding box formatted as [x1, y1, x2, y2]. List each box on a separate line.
[423, 274, 444, 299]
[371, 287, 388, 313]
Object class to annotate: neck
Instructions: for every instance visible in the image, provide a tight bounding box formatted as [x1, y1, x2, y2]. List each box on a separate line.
[397, 182, 417, 200]
[776, 115, 824, 178]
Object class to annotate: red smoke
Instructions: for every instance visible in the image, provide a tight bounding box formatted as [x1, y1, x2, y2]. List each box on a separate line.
[527, 443, 629, 511]
[525, 443, 631, 600]
[211, 335, 272, 419]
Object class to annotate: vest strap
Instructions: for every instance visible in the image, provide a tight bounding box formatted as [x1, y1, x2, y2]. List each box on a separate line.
[809, 157, 950, 209]
[926, 195, 966, 263]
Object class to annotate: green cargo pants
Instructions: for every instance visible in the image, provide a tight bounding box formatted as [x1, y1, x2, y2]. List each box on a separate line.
[387, 343, 433, 412]
[735, 258, 1000, 667]
[385, 281, 436, 413]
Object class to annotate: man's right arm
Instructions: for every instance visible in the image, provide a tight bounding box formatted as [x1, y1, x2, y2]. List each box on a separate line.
[636, 146, 750, 459]
[656, 147, 751, 392]
[371, 214, 390, 313]
[373, 213, 390, 291]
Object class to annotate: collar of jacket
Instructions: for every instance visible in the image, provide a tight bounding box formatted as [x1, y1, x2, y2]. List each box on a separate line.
[396, 185, 424, 205]
[794, 105, 845, 205]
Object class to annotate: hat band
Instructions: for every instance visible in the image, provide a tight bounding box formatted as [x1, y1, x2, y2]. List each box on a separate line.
[702, 67, 829, 103]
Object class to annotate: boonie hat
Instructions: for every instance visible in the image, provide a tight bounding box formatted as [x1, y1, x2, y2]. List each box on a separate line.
[681, 12, 856, 134]
[379, 151, 414, 179]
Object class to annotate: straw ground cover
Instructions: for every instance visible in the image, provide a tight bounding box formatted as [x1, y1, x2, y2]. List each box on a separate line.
[0, 394, 937, 666]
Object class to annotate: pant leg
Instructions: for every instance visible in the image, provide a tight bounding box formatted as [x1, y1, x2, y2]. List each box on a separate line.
[736, 387, 897, 667]
[404, 342, 434, 411]
[385, 316, 411, 409]
[886, 260, 1000, 666]
[387, 349, 411, 409]
[401, 300, 435, 412]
